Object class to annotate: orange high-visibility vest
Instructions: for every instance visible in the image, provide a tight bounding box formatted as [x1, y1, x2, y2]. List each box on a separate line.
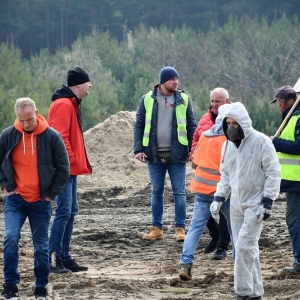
[190, 134, 226, 195]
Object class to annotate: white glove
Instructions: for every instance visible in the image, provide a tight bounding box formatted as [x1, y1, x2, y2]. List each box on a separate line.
[255, 205, 272, 223]
[210, 201, 223, 224]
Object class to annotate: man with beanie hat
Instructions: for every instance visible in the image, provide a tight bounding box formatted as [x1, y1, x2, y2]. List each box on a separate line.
[47, 67, 92, 274]
[134, 66, 196, 242]
[159, 67, 179, 85]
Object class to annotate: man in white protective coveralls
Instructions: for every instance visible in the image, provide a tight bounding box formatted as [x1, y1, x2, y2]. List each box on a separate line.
[209, 102, 281, 300]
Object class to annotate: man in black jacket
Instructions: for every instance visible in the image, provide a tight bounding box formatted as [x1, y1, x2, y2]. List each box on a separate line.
[0, 98, 69, 300]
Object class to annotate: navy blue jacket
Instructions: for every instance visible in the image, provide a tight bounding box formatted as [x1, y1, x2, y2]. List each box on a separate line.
[273, 103, 300, 192]
[134, 85, 196, 163]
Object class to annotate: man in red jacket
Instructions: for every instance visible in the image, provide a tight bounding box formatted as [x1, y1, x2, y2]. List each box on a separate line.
[48, 67, 92, 273]
[191, 87, 231, 260]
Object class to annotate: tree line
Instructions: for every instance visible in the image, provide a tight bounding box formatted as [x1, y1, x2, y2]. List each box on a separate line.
[0, 14, 299, 135]
[1, 0, 299, 58]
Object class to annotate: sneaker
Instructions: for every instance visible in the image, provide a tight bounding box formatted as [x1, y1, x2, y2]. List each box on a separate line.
[50, 261, 70, 274]
[175, 227, 185, 242]
[212, 248, 227, 260]
[34, 287, 47, 300]
[283, 263, 300, 273]
[203, 240, 217, 254]
[179, 264, 192, 281]
[0, 282, 19, 300]
[63, 259, 88, 272]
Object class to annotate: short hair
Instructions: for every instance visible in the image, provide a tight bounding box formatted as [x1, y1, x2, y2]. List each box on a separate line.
[15, 97, 37, 111]
[210, 87, 229, 100]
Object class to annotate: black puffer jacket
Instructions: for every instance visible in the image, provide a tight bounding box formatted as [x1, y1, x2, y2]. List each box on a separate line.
[0, 125, 70, 200]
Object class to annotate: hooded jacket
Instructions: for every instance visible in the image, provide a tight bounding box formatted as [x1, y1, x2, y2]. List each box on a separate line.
[133, 85, 196, 163]
[48, 85, 92, 175]
[215, 102, 281, 207]
[0, 114, 69, 200]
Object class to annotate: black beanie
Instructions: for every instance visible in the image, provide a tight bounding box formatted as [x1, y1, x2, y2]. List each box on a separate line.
[159, 66, 179, 84]
[67, 67, 90, 87]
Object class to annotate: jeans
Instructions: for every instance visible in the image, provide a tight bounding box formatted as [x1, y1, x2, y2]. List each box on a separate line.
[286, 192, 300, 264]
[49, 176, 78, 262]
[3, 194, 51, 287]
[147, 162, 186, 229]
[180, 194, 232, 265]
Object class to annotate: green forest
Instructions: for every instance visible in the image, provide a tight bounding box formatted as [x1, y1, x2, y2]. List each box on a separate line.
[1, 0, 300, 134]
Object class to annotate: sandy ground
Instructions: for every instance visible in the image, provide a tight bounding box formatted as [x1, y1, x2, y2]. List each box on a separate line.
[0, 111, 300, 299]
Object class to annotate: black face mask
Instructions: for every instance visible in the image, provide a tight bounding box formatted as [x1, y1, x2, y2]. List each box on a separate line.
[227, 125, 240, 142]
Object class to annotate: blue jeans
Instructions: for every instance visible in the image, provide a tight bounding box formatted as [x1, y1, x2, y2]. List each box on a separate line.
[286, 192, 300, 264]
[49, 176, 78, 262]
[147, 162, 186, 229]
[180, 194, 233, 265]
[3, 194, 51, 287]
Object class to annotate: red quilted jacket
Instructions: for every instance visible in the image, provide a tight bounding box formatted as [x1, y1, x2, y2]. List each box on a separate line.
[191, 109, 216, 155]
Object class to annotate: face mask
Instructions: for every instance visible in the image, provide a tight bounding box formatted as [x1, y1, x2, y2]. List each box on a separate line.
[227, 125, 240, 142]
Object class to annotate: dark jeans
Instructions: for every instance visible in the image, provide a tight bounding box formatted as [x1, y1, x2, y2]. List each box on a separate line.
[206, 213, 230, 250]
[286, 192, 300, 264]
[3, 194, 51, 287]
[49, 176, 79, 262]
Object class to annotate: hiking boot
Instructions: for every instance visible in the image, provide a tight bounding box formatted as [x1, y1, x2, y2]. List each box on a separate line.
[143, 226, 164, 240]
[203, 240, 217, 254]
[34, 287, 47, 300]
[0, 282, 19, 299]
[212, 248, 227, 260]
[232, 296, 250, 300]
[283, 263, 300, 273]
[175, 227, 185, 242]
[63, 259, 88, 272]
[50, 261, 70, 274]
[249, 297, 262, 300]
[179, 264, 192, 281]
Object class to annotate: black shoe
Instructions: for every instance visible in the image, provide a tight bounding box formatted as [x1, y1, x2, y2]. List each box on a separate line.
[63, 259, 88, 272]
[212, 248, 227, 260]
[0, 282, 19, 299]
[50, 261, 70, 274]
[34, 287, 47, 300]
[203, 240, 217, 254]
[233, 296, 250, 300]
[283, 263, 300, 273]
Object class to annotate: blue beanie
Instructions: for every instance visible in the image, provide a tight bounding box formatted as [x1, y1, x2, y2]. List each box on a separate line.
[159, 67, 179, 84]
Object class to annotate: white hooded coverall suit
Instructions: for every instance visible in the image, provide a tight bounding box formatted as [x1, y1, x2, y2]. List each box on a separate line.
[215, 102, 281, 297]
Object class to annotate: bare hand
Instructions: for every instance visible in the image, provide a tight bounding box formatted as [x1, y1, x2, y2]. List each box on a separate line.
[45, 197, 52, 202]
[135, 152, 147, 163]
[3, 187, 18, 196]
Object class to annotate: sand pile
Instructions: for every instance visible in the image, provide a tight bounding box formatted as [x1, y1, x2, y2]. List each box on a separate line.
[78, 111, 150, 195]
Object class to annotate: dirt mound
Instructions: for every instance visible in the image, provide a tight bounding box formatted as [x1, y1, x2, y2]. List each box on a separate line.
[78, 111, 149, 196]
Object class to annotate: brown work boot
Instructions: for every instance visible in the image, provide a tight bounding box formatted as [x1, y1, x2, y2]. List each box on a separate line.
[179, 264, 192, 280]
[175, 227, 185, 242]
[143, 226, 164, 240]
